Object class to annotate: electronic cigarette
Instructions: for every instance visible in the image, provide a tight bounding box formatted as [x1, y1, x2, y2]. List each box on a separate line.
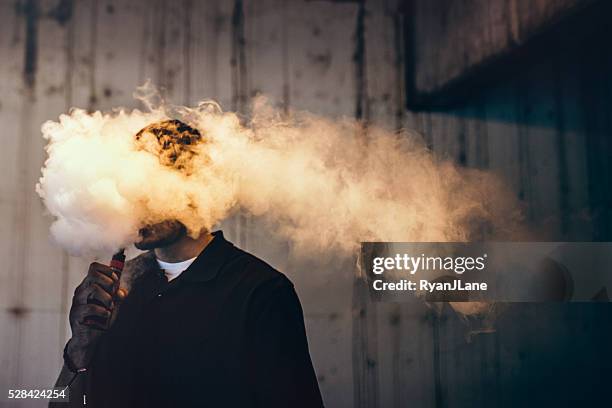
[110, 249, 126, 275]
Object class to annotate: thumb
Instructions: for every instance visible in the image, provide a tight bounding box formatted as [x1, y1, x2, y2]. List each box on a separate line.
[115, 288, 128, 303]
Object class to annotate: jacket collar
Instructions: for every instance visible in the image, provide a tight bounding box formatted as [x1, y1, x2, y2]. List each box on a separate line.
[175, 230, 235, 283]
[137, 230, 233, 284]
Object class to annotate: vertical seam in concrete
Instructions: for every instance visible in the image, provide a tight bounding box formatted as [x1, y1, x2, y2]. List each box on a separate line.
[138, 0, 151, 86]
[88, 0, 98, 110]
[182, 0, 192, 105]
[352, 3, 374, 405]
[475, 99, 489, 169]
[432, 312, 444, 408]
[22, 0, 37, 88]
[281, 0, 290, 117]
[553, 56, 569, 238]
[457, 116, 467, 166]
[14, 0, 38, 386]
[425, 113, 433, 150]
[578, 44, 608, 240]
[154, 0, 167, 90]
[391, 3, 405, 405]
[392, 9, 404, 132]
[11, 0, 23, 46]
[231, 0, 248, 113]
[516, 86, 533, 220]
[354, 0, 368, 123]
[402, 0, 418, 109]
[390, 305, 401, 408]
[493, 330, 502, 407]
[230, 0, 248, 249]
[507, 0, 520, 45]
[352, 258, 370, 407]
[389, 4, 405, 406]
[59, 0, 76, 352]
[208, 1, 221, 100]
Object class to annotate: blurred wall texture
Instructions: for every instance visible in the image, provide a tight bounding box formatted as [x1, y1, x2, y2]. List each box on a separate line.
[1, 0, 611, 407]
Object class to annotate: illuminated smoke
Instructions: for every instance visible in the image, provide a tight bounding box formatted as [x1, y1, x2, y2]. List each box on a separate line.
[36, 84, 523, 256]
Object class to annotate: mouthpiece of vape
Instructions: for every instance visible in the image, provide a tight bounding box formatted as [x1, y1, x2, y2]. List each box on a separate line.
[110, 249, 126, 272]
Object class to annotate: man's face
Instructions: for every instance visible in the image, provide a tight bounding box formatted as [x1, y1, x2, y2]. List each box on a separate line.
[132, 120, 200, 251]
[134, 220, 187, 250]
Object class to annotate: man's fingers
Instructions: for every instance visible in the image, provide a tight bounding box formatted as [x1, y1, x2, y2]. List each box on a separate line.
[81, 319, 107, 330]
[73, 262, 120, 302]
[82, 304, 111, 321]
[73, 273, 116, 306]
[88, 284, 114, 309]
[88, 271, 116, 292]
[84, 303, 111, 318]
[74, 303, 111, 323]
[88, 262, 120, 281]
[69, 262, 125, 333]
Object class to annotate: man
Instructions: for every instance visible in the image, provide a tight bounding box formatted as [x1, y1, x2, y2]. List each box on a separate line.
[51, 120, 324, 407]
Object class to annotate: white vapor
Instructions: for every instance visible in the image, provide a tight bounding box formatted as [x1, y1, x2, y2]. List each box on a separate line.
[36, 85, 523, 257]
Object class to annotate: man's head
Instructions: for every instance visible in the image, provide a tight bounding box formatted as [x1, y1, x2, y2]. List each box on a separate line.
[134, 118, 203, 170]
[133, 119, 202, 250]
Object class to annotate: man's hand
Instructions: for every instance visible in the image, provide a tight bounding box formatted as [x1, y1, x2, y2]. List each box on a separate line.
[65, 262, 127, 371]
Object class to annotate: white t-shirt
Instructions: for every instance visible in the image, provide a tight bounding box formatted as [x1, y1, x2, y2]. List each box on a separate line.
[156, 256, 197, 281]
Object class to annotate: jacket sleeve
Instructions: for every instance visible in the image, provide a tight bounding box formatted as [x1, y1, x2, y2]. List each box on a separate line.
[48, 362, 87, 408]
[248, 277, 325, 408]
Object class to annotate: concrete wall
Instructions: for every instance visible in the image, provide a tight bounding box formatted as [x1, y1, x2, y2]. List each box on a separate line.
[0, 0, 610, 407]
[410, 0, 596, 97]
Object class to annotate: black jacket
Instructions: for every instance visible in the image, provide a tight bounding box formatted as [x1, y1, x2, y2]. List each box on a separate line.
[85, 231, 324, 407]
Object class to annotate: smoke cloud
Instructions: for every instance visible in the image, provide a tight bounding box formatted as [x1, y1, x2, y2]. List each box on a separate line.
[37, 85, 523, 257]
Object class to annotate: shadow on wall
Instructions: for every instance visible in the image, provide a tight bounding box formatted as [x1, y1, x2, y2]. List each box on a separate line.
[411, 24, 612, 241]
